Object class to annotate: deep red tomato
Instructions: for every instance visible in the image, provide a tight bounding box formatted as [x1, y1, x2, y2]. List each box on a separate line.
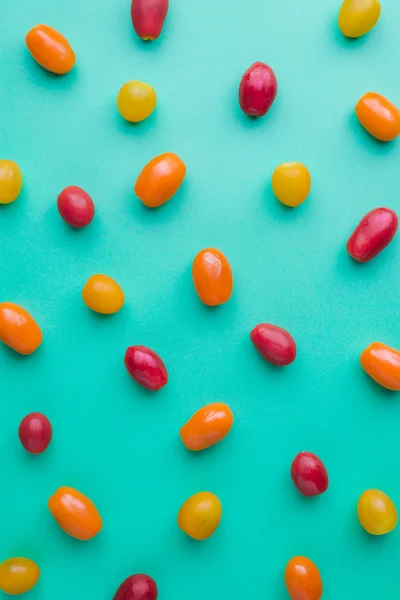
[239, 62, 277, 117]
[250, 323, 296, 366]
[113, 574, 158, 600]
[347, 207, 398, 262]
[57, 186, 95, 228]
[124, 346, 168, 391]
[18, 412, 52, 454]
[291, 452, 328, 497]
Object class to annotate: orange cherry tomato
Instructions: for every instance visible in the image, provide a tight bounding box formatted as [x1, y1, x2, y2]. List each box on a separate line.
[134, 152, 186, 208]
[0, 558, 40, 595]
[0, 302, 42, 355]
[178, 492, 222, 540]
[180, 402, 234, 451]
[48, 486, 102, 541]
[355, 92, 400, 142]
[26, 25, 76, 75]
[360, 342, 400, 390]
[82, 274, 124, 314]
[285, 556, 323, 600]
[192, 248, 233, 306]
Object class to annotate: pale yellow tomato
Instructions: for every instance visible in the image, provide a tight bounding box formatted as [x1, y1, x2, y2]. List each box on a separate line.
[0, 557, 40, 595]
[117, 80, 156, 123]
[272, 162, 311, 208]
[339, 0, 381, 38]
[82, 274, 124, 314]
[358, 489, 397, 535]
[0, 159, 22, 204]
[178, 491, 222, 540]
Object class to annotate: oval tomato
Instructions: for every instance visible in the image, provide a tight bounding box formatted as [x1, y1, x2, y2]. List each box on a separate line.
[0, 558, 40, 595]
[355, 92, 400, 142]
[250, 323, 296, 366]
[134, 153, 186, 208]
[178, 491, 222, 540]
[124, 345, 168, 391]
[26, 24, 75, 74]
[180, 402, 234, 451]
[285, 556, 323, 600]
[347, 207, 398, 262]
[192, 248, 233, 306]
[0, 302, 42, 355]
[48, 486, 102, 540]
[360, 342, 400, 390]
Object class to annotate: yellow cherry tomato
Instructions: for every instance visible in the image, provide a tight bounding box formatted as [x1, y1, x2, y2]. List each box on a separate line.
[358, 489, 397, 535]
[338, 0, 381, 38]
[178, 491, 222, 540]
[0, 557, 40, 595]
[272, 162, 311, 207]
[82, 274, 124, 314]
[117, 80, 156, 123]
[0, 160, 22, 204]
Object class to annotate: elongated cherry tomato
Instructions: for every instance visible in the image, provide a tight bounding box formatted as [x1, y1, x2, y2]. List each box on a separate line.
[178, 492, 222, 540]
[125, 345, 168, 391]
[82, 274, 124, 314]
[0, 558, 40, 595]
[117, 80, 156, 123]
[57, 186, 95, 228]
[250, 323, 296, 366]
[134, 153, 186, 208]
[19, 412, 52, 454]
[131, 0, 169, 40]
[291, 452, 328, 497]
[358, 489, 397, 535]
[239, 62, 277, 117]
[113, 574, 158, 600]
[339, 0, 381, 37]
[48, 486, 102, 540]
[192, 248, 233, 306]
[285, 556, 322, 600]
[272, 162, 311, 208]
[360, 342, 400, 390]
[0, 302, 42, 355]
[346, 207, 398, 262]
[180, 403, 234, 451]
[355, 92, 400, 142]
[0, 159, 22, 204]
[26, 25, 75, 75]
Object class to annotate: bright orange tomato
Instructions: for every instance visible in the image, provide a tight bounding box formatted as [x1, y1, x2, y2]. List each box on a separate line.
[134, 152, 186, 208]
[0, 302, 42, 355]
[180, 402, 234, 451]
[82, 274, 124, 314]
[355, 92, 400, 142]
[192, 248, 233, 306]
[285, 556, 323, 600]
[360, 342, 400, 390]
[0, 558, 40, 595]
[178, 492, 222, 540]
[48, 486, 102, 541]
[26, 25, 76, 75]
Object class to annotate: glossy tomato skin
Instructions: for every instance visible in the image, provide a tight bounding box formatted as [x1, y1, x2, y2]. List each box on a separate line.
[124, 346, 168, 391]
[355, 92, 400, 141]
[0, 159, 23, 204]
[360, 342, 400, 390]
[134, 153, 186, 208]
[48, 486, 102, 540]
[358, 489, 397, 535]
[0, 302, 42, 355]
[239, 62, 277, 117]
[117, 80, 156, 123]
[19, 412, 52, 454]
[250, 323, 296, 366]
[113, 574, 158, 600]
[178, 492, 222, 540]
[0, 558, 40, 595]
[57, 186, 95, 228]
[272, 162, 311, 208]
[291, 452, 328, 497]
[26, 25, 75, 74]
[347, 207, 398, 262]
[338, 0, 381, 37]
[131, 0, 169, 40]
[192, 248, 233, 306]
[285, 556, 323, 600]
[180, 403, 234, 451]
[82, 274, 124, 314]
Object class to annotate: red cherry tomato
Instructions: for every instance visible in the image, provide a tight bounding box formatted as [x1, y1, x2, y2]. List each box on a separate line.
[124, 345, 168, 391]
[346, 207, 398, 262]
[250, 323, 296, 366]
[291, 452, 328, 497]
[57, 186, 95, 228]
[239, 62, 277, 117]
[131, 0, 169, 41]
[18, 412, 52, 454]
[113, 574, 158, 600]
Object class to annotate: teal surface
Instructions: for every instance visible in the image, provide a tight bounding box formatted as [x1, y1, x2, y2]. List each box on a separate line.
[1, 0, 400, 597]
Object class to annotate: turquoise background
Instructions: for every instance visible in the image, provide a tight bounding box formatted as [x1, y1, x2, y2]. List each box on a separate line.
[1, 0, 400, 597]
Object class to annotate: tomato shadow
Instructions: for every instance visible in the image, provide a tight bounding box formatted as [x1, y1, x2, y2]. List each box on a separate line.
[113, 105, 159, 138]
[329, 15, 372, 49]
[23, 50, 79, 91]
